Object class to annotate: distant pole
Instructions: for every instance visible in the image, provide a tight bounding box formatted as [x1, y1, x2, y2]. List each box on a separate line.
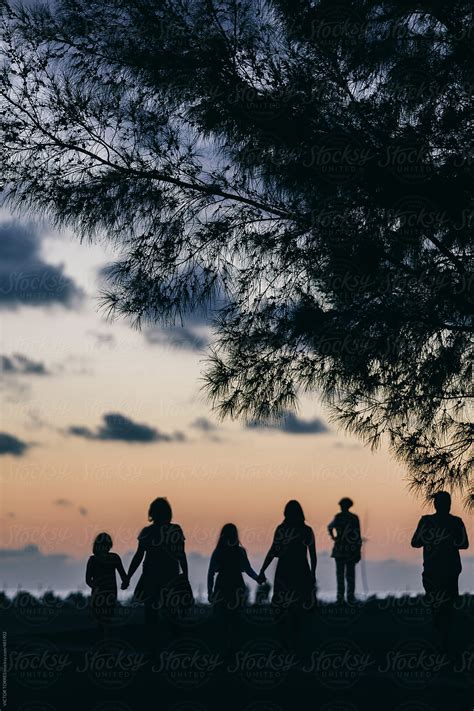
[360, 510, 369, 597]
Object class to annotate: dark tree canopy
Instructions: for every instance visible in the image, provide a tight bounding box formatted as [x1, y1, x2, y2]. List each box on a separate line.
[0, 0, 472, 502]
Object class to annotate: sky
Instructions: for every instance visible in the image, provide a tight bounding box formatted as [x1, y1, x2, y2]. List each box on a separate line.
[0, 210, 472, 596]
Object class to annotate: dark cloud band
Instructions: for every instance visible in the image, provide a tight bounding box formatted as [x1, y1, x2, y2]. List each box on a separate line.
[1, 353, 50, 376]
[246, 411, 329, 435]
[66, 412, 186, 444]
[0, 432, 30, 456]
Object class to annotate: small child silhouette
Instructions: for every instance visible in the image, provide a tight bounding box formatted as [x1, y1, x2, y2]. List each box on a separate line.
[86, 532, 128, 635]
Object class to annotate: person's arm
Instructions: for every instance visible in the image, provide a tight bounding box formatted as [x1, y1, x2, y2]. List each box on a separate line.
[177, 528, 188, 579]
[259, 529, 279, 577]
[259, 548, 275, 576]
[354, 515, 362, 545]
[207, 552, 217, 600]
[114, 554, 128, 587]
[327, 517, 337, 541]
[179, 550, 188, 579]
[260, 526, 281, 576]
[411, 518, 425, 548]
[308, 528, 317, 580]
[127, 545, 145, 581]
[242, 550, 262, 583]
[85, 558, 94, 588]
[455, 519, 469, 550]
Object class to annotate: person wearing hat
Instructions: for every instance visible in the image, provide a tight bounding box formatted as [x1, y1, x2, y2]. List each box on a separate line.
[327, 497, 362, 603]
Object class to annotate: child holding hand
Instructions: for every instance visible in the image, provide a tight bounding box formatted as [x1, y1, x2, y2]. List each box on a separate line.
[86, 532, 129, 635]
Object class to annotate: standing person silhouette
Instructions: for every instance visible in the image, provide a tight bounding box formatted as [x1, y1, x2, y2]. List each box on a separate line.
[207, 523, 264, 657]
[411, 491, 469, 648]
[259, 500, 317, 653]
[126, 497, 188, 648]
[327, 497, 362, 604]
[85, 532, 128, 637]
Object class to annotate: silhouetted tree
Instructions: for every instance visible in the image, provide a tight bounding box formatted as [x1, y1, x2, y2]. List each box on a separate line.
[1, 0, 472, 498]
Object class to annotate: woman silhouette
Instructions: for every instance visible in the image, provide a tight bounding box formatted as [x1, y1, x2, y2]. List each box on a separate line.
[126, 497, 188, 642]
[208, 523, 263, 656]
[259, 500, 317, 651]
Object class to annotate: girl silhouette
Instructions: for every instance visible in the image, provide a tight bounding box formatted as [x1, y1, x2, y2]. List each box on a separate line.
[126, 497, 188, 643]
[208, 523, 263, 655]
[85, 532, 128, 636]
[259, 500, 317, 651]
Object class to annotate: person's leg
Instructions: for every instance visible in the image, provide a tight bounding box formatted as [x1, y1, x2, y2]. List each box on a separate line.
[215, 606, 235, 658]
[435, 580, 457, 652]
[346, 562, 356, 603]
[104, 591, 117, 639]
[423, 574, 456, 651]
[227, 610, 239, 657]
[101, 615, 111, 639]
[293, 607, 311, 658]
[422, 573, 441, 641]
[437, 598, 453, 651]
[297, 607, 312, 660]
[283, 609, 298, 654]
[144, 602, 159, 654]
[161, 603, 181, 647]
[274, 605, 291, 651]
[336, 560, 345, 602]
[93, 590, 114, 638]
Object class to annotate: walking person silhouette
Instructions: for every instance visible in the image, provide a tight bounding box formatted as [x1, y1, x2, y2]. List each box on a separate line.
[207, 523, 264, 657]
[126, 497, 189, 650]
[411, 491, 469, 649]
[85, 532, 128, 637]
[259, 500, 317, 654]
[327, 497, 362, 604]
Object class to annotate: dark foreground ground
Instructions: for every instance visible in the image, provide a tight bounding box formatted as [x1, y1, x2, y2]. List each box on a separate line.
[2, 593, 473, 711]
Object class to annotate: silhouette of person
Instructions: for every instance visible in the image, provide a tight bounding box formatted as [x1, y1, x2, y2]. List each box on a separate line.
[126, 497, 188, 645]
[327, 497, 362, 604]
[259, 500, 317, 652]
[207, 523, 264, 656]
[411, 491, 469, 647]
[85, 532, 128, 636]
